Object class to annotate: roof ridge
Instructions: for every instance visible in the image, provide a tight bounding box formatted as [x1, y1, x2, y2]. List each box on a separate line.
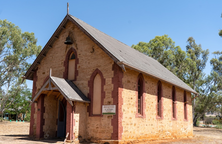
[25, 14, 197, 94]
[69, 14, 160, 63]
[68, 14, 196, 94]
[69, 14, 131, 48]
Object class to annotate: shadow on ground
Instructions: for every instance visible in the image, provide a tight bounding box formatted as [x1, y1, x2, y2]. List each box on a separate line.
[0, 135, 64, 143]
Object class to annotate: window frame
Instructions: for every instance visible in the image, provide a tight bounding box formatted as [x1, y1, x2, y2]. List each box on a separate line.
[184, 90, 188, 121]
[156, 81, 163, 119]
[63, 48, 78, 81]
[135, 73, 146, 118]
[172, 86, 177, 120]
[68, 52, 76, 80]
[88, 69, 105, 117]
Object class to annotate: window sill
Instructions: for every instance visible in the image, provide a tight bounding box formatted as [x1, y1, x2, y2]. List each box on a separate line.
[171, 117, 177, 121]
[156, 115, 163, 120]
[135, 113, 145, 118]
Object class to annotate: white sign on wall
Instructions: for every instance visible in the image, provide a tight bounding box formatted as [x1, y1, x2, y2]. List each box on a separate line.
[102, 105, 116, 115]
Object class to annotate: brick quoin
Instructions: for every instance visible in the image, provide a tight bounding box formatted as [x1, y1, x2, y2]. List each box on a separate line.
[118, 88, 123, 140]
[29, 70, 37, 137]
[66, 101, 74, 140]
[111, 63, 123, 140]
[63, 47, 79, 80]
[42, 101, 45, 138]
[36, 94, 45, 139]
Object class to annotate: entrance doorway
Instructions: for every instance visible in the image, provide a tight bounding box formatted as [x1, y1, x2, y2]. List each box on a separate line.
[57, 101, 66, 137]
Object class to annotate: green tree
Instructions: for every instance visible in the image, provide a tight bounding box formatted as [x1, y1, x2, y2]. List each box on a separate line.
[185, 37, 209, 125]
[192, 51, 222, 125]
[211, 51, 222, 76]
[219, 13, 222, 37]
[186, 37, 209, 90]
[132, 35, 210, 125]
[0, 19, 41, 117]
[132, 35, 190, 81]
[193, 71, 222, 125]
[132, 35, 175, 65]
[132, 36, 209, 89]
[4, 87, 32, 120]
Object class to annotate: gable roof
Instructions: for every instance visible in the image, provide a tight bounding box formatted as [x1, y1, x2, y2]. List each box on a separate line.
[33, 76, 90, 106]
[25, 14, 197, 94]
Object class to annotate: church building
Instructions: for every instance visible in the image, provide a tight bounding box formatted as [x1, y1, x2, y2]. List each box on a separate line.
[25, 12, 197, 143]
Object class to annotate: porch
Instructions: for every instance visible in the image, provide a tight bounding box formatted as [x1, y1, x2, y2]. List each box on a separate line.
[32, 76, 90, 141]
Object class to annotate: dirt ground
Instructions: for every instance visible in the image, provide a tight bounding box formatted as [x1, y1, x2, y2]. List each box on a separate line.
[155, 127, 222, 144]
[0, 122, 222, 144]
[0, 121, 63, 144]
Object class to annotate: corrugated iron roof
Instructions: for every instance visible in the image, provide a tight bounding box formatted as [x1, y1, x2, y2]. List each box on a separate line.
[69, 15, 197, 94]
[32, 76, 90, 105]
[51, 76, 90, 103]
[25, 14, 197, 94]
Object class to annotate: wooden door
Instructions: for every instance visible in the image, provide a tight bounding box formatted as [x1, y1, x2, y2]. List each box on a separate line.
[57, 101, 66, 138]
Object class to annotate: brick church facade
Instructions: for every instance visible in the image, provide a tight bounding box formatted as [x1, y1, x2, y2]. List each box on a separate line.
[25, 14, 197, 143]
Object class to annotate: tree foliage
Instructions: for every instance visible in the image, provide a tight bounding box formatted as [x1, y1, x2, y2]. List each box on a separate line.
[194, 70, 222, 125]
[4, 88, 32, 120]
[132, 35, 222, 125]
[0, 19, 41, 116]
[132, 35, 190, 81]
[211, 51, 222, 76]
[132, 35, 210, 84]
[186, 37, 209, 89]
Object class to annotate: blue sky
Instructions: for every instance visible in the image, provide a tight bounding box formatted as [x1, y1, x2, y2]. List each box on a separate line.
[1, 0, 222, 90]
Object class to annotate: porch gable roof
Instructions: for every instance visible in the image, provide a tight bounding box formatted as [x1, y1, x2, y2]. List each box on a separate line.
[32, 76, 90, 106]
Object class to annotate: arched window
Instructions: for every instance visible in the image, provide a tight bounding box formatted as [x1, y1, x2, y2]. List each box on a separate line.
[89, 69, 105, 117]
[184, 91, 187, 120]
[93, 74, 102, 115]
[172, 86, 176, 119]
[138, 77, 143, 114]
[157, 81, 162, 117]
[63, 48, 78, 80]
[68, 52, 75, 80]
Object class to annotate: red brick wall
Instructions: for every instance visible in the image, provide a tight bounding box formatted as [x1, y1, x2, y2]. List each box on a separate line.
[36, 94, 45, 139]
[66, 101, 74, 140]
[29, 70, 37, 137]
[111, 63, 123, 140]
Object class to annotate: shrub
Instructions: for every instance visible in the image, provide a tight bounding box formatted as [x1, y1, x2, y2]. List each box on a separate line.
[196, 120, 200, 126]
[0, 117, 4, 122]
[215, 124, 222, 129]
[204, 117, 214, 124]
[212, 120, 220, 125]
